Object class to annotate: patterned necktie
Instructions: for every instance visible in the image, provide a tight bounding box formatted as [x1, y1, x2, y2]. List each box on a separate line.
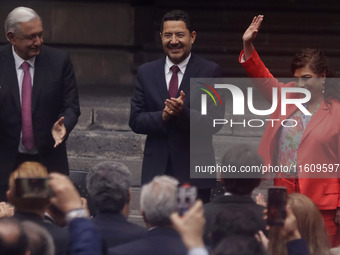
[169, 65, 180, 98]
[21, 61, 34, 150]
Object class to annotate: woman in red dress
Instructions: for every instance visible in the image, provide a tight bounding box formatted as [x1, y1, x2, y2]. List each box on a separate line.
[240, 15, 340, 247]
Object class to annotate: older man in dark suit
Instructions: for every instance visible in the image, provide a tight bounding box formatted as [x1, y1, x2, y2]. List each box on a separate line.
[109, 175, 187, 255]
[0, 7, 80, 200]
[129, 10, 222, 202]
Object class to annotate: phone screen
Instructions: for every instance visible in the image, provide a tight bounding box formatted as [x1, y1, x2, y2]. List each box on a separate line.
[177, 184, 197, 216]
[15, 178, 50, 199]
[267, 187, 287, 226]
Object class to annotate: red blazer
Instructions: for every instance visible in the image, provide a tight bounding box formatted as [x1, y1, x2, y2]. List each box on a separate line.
[240, 49, 340, 210]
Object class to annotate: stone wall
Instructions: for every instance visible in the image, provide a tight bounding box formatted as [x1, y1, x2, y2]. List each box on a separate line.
[0, 1, 135, 91]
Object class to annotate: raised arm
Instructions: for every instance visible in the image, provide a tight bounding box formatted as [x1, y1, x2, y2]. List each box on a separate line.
[242, 15, 264, 61]
[240, 15, 293, 103]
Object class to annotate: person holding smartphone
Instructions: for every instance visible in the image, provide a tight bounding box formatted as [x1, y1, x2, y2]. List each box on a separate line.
[239, 15, 340, 247]
[268, 193, 329, 255]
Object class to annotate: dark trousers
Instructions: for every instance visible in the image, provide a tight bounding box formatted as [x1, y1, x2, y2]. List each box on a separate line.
[15, 153, 40, 168]
[0, 184, 8, 202]
[165, 159, 212, 203]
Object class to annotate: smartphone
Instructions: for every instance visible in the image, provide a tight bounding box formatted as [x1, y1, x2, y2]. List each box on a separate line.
[267, 186, 287, 226]
[15, 178, 51, 199]
[177, 183, 197, 216]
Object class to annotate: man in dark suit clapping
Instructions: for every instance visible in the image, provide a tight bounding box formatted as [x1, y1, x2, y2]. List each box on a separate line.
[109, 175, 187, 255]
[129, 10, 222, 202]
[0, 7, 80, 200]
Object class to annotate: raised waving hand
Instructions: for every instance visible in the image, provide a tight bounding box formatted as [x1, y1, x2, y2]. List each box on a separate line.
[242, 15, 264, 61]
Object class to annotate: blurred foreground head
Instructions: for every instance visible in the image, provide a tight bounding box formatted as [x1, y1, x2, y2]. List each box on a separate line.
[0, 217, 29, 255]
[140, 175, 178, 227]
[22, 221, 55, 255]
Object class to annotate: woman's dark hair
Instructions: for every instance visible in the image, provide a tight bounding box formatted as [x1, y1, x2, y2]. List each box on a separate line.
[291, 48, 340, 102]
[291, 48, 330, 77]
[213, 236, 266, 255]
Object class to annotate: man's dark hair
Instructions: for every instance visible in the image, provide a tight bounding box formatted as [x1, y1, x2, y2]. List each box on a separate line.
[160, 10, 192, 33]
[86, 161, 132, 213]
[221, 144, 263, 195]
[213, 235, 266, 255]
[211, 209, 263, 249]
[0, 217, 29, 255]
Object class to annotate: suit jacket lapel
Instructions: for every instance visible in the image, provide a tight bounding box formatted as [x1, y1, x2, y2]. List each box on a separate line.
[3, 45, 21, 113]
[31, 49, 46, 113]
[156, 57, 169, 102]
[179, 55, 198, 96]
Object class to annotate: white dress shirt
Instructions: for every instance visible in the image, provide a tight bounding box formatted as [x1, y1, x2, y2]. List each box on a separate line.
[164, 53, 191, 91]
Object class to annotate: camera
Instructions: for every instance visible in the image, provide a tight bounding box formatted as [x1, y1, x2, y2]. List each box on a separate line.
[15, 178, 51, 199]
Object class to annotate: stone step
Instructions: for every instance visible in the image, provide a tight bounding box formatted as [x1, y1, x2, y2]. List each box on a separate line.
[128, 210, 145, 227]
[74, 84, 272, 135]
[70, 117, 266, 158]
[67, 131, 263, 187]
[69, 155, 143, 187]
[67, 130, 145, 158]
[69, 85, 272, 187]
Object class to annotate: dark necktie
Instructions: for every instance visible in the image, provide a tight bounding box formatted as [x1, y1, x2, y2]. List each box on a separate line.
[21, 61, 34, 150]
[169, 65, 180, 98]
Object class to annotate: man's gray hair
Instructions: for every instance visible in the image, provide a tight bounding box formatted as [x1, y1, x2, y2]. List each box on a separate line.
[22, 221, 55, 255]
[5, 7, 41, 38]
[140, 175, 178, 227]
[86, 161, 132, 213]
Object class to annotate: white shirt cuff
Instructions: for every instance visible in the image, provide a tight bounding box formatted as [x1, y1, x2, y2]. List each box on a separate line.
[240, 52, 246, 63]
[188, 247, 209, 255]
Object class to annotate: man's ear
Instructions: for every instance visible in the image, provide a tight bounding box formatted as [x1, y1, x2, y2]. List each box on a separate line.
[6, 32, 15, 44]
[190, 30, 197, 44]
